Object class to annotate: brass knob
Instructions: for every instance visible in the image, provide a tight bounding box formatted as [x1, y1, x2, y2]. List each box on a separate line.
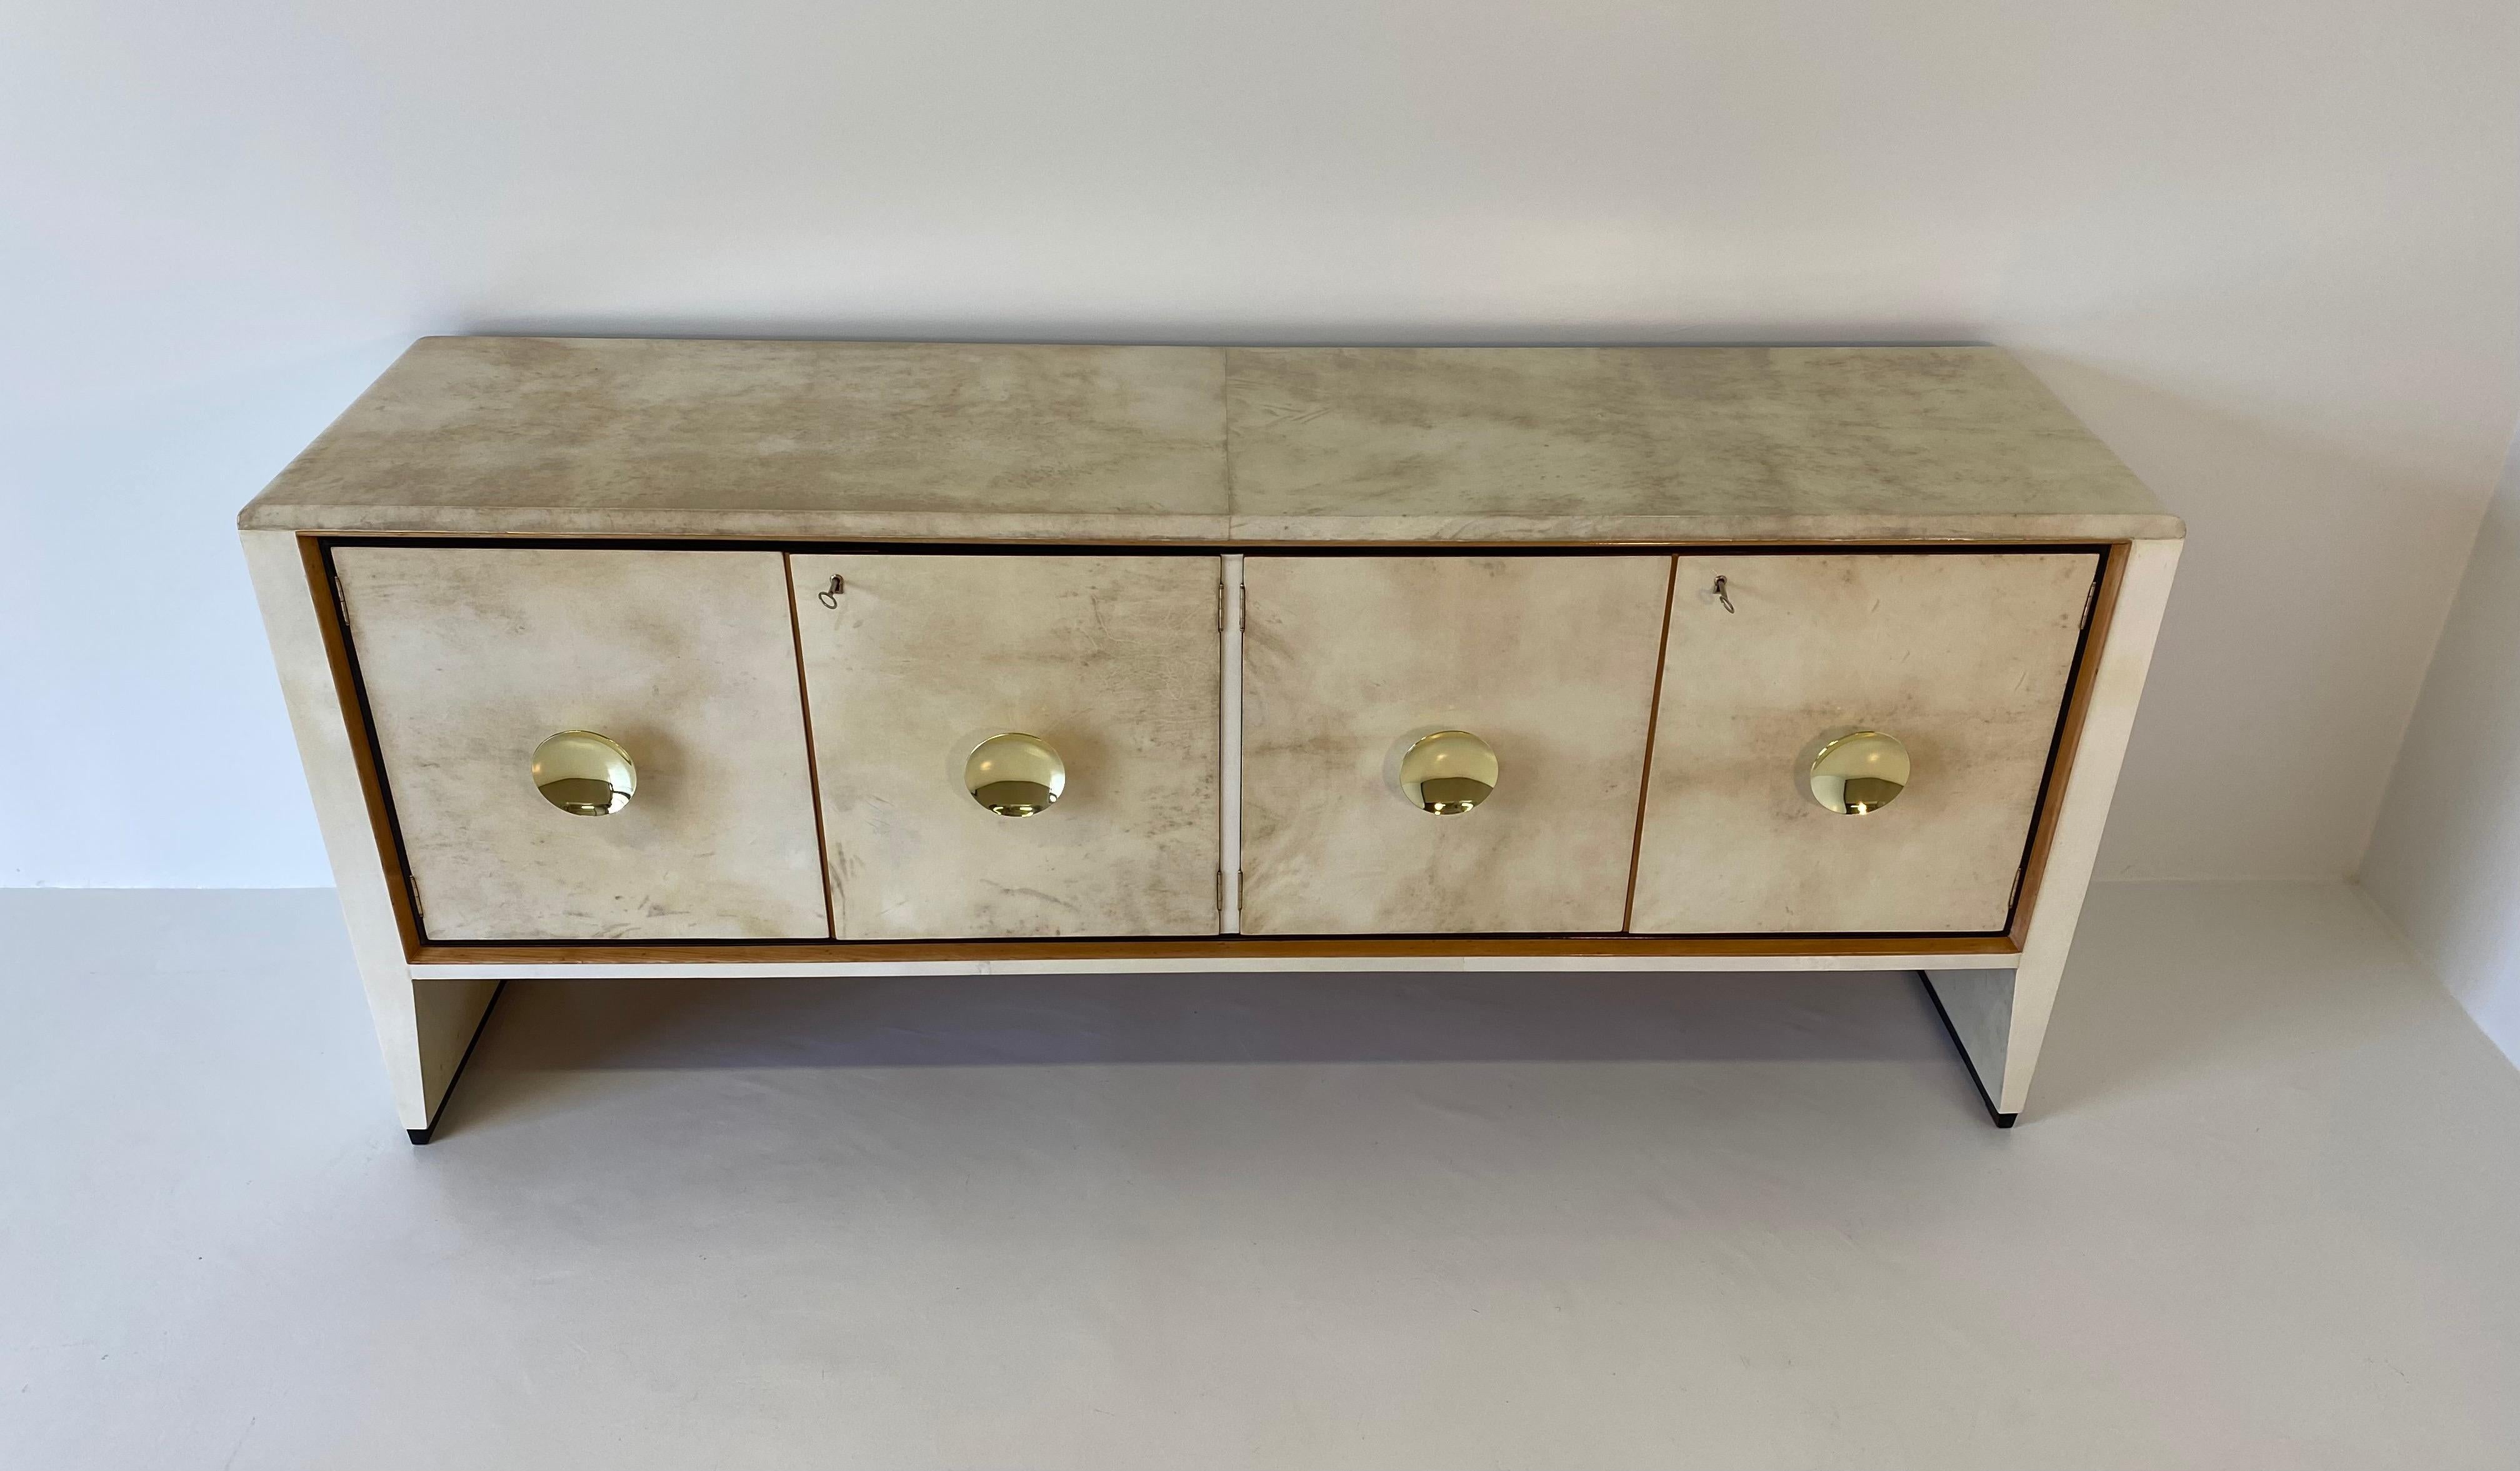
[965, 732, 1065, 817]
[532, 730, 636, 816]
[1800, 728, 1909, 815]
[1396, 729, 1498, 815]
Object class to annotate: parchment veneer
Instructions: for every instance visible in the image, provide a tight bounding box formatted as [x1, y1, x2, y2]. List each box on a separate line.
[334, 547, 829, 941]
[1631, 552, 2096, 934]
[1238, 555, 1671, 934]
[791, 554, 1222, 939]
[241, 339, 2182, 544]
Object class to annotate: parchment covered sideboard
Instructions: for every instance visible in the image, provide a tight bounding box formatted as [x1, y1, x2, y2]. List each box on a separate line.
[241, 338, 2182, 1140]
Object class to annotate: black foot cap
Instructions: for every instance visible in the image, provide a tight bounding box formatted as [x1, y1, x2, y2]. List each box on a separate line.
[398, 980, 508, 1147]
[1916, 970, 2019, 1130]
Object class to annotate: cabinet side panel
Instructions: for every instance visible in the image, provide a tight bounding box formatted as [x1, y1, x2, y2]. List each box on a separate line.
[1995, 537, 2183, 1113]
[241, 531, 432, 1126]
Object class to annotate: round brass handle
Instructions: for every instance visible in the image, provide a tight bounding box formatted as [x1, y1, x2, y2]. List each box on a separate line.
[1396, 729, 1498, 815]
[965, 732, 1066, 817]
[1800, 728, 1909, 815]
[532, 730, 636, 816]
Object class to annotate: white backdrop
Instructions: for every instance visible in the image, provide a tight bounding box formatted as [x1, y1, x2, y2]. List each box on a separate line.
[4, 0, 2515, 886]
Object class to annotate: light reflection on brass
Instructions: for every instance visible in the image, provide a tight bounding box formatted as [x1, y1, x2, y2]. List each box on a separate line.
[1799, 728, 1909, 815]
[532, 730, 636, 816]
[965, 732, 1066, 817]
[1396, 729, 1498, 815]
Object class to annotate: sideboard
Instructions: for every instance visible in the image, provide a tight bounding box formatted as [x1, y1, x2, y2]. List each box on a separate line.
[241, 337, 2182, 1140]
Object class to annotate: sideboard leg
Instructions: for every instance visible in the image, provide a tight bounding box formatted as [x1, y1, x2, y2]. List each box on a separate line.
[1919, 967, 2050, 1127]
[244, 529, 512, 1144]
[1920, 538, 2180, 1130]
[402, 979, 505, 1144]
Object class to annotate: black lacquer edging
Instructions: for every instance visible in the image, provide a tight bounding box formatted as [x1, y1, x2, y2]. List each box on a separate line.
[407, 979, 509, 1145]
[1916, 970, 2018, 1129]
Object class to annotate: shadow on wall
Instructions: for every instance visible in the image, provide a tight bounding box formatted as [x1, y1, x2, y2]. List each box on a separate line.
[453, 316, 1997, 349]
[2360, 426, 2520, 1065]
[2005, 354, 2501, 882]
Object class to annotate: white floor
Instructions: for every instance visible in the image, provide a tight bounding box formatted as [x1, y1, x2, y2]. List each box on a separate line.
[3, 884, 2517, 1470]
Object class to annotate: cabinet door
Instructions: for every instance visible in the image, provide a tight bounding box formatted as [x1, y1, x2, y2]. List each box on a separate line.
[792, 554, 1222, 940]
[1631, 552, 2097, 934]
[1239, 555, 1672, 934]
[335, 547, 829, 941]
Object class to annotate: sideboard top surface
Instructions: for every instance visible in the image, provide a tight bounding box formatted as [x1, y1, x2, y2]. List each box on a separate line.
[240, 337, 2182, 542]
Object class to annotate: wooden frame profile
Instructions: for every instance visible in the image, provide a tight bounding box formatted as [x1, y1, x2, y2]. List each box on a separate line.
[1620, 557, 1682, 931]
[779, 552, 841, 939]
[2004, 542, 2128, 947]
[299, 534, 425, 957]
[307, 532, 2132, 972]
[406, 932, 2024, 967]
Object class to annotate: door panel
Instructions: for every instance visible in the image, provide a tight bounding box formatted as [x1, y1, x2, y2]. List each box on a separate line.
[792, 554, 1222, 939]
[335, 547, 829, 941]
[1631, 552, 2096, 934]
[1238, 555, 1672, 934]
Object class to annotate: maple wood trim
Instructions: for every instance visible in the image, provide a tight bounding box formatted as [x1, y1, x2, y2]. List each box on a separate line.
[1621, 557, 1680, 931]
[409, 932, 2021, 966]
[2006, 542, 2129, 947]
[781, 553, 840, 939]
[299, 534, 426, 957]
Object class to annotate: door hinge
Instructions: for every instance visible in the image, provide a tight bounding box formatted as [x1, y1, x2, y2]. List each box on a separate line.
[409, 879, 426, 920]
[2079, 575, 2099, 631]
[1216, 579, 1227, 631]
[333, 577, 352, 624]
[1214, 870, 1224, 909]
